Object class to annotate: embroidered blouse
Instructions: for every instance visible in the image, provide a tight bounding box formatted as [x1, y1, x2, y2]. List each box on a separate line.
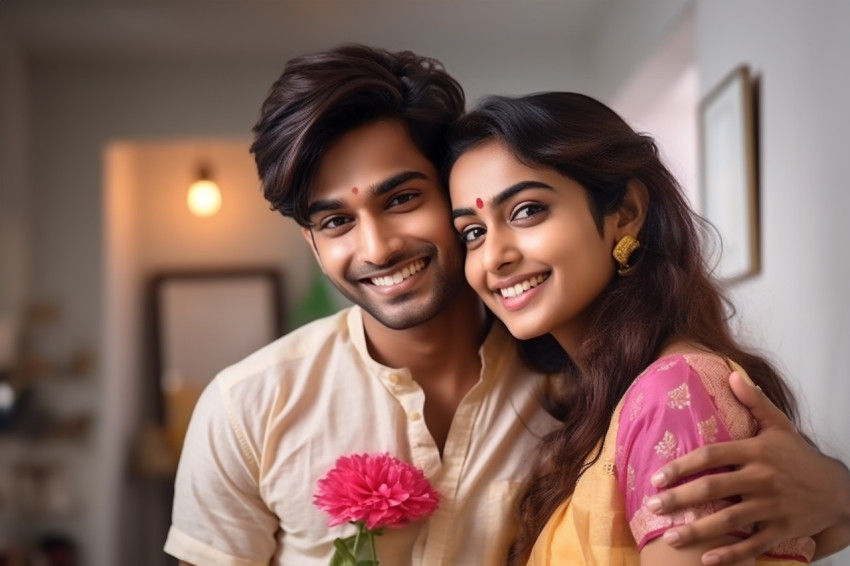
[615, 353, 814, 561]
[525, 352, 814, 565]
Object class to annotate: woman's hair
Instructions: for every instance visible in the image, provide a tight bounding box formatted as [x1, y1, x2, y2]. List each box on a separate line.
[445, 92, 802, 565]
[250, 43, 465, 227]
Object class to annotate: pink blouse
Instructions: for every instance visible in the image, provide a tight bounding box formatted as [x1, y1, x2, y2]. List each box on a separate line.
[614, 353, 813, 562]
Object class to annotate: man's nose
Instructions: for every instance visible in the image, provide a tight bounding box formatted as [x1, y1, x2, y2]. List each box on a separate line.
[358, 217, 404, 266]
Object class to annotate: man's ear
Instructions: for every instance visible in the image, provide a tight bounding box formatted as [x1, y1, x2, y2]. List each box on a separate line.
[301, 226, 325, 273]
[616, 179, 649, 235]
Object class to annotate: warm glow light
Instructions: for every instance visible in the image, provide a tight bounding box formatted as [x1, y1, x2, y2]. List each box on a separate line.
[187, 179, 222, 217]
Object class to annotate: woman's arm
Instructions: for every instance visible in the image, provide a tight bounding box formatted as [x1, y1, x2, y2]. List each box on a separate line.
[648, 372, 850, 564]
[641, 534, 754, 566]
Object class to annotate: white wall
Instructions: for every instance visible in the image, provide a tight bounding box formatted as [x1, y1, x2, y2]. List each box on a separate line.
[604, 1, 850, 563]
[696, 0, 850, 438]
[696, 10, 850, 563]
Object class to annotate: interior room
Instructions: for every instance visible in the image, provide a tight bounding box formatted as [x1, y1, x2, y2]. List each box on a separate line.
[1, 1, 848, 564]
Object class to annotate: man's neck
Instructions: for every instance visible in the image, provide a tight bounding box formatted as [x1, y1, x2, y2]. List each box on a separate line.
[361, 286, 490, 379]
[361, 286, 490, 453]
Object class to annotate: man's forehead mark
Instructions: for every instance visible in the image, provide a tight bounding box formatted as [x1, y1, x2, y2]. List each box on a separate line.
[475, 198, 484, 209]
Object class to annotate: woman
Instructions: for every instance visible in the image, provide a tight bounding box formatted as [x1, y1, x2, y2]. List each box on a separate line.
[446, 92, 814, 565]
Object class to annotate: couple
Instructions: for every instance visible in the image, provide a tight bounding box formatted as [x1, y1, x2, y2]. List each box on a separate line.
[164, 45, 850, 565]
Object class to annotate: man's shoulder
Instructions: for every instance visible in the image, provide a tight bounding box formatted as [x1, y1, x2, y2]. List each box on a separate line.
[217, 307, 355, 383]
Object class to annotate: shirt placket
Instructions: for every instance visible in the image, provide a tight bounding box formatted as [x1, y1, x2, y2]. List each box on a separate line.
[418, 376, 489, 565]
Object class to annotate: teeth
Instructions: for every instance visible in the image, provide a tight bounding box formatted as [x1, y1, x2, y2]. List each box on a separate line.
[371, 260, 426, 287]
[499, 274, 547, 298]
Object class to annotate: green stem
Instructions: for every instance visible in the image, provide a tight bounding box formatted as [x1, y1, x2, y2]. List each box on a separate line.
[369, 529, 378, 565]
[352, 522, 364, 557]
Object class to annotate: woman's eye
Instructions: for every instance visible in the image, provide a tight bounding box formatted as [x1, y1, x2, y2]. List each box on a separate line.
[511, 202, 547, 221]
[459, 226, 486, 244]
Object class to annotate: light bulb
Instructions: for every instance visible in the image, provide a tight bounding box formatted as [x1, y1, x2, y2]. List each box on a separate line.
[187, 178, 222, 217]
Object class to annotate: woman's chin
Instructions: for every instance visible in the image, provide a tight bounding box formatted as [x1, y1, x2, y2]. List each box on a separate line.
[503, 322, 547, 342]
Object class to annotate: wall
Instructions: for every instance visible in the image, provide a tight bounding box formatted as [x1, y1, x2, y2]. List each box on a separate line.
[602, 1, 850, 563]
[696, 11, 850, 563]
[25, 55, 322, 566]
[0, 36, 29, 325]
[696, 0, 850, 438]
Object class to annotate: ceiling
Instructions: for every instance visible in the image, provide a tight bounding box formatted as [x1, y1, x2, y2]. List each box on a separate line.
[0, 0, 612, 63]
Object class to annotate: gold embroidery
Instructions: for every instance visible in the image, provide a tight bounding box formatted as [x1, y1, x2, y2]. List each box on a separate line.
[698, 415, 718, 443]
[654, 359, 678, 372]
[654, 431, 677, 460]
[667, 383, 691, 409]
[627, 464, 636, 492]
[629, 392, 644, 422]
[683, 354, 758, 440]
[630, 498, 732, 545]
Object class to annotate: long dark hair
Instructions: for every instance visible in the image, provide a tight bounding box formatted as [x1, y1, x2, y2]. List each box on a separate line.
[446, 92, 801, 565]
[250, 43, 464, 226]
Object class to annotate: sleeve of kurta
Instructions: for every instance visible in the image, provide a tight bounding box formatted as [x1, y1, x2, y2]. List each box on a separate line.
[164, 375, 279, 566]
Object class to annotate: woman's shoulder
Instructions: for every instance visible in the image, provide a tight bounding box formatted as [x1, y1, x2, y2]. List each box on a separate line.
[631, 344, 736, 391]
[622, 348, 756, 441]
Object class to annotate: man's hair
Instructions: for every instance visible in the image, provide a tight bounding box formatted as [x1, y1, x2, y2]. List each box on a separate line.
[250, 43, 465, 227]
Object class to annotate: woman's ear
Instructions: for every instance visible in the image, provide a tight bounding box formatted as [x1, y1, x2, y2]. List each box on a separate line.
[616, 179, 649, 235]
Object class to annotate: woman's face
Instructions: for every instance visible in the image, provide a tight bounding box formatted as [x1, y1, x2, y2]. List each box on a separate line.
[449, 139, 620, 353]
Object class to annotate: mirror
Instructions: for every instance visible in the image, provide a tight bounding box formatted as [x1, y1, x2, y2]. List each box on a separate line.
[148, 267, 283, 457]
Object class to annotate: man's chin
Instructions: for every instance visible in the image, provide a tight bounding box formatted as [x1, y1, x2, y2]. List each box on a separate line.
[361, 302, 442, 331]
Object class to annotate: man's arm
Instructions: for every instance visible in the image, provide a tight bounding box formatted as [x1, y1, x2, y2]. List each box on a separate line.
[647, 372, 850, 565]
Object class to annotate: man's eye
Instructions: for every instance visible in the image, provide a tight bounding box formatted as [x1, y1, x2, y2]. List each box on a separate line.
[387, 192, 418, 208]
[319, 216, 351, 230]
[512, 202, 547, 221]
[459, 226, 486, 244]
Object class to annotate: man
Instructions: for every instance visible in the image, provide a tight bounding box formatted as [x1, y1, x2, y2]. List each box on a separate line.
[165, 44, 850, 566]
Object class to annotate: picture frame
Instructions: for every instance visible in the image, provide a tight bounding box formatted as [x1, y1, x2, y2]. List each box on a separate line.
[699, 65, 759, 283]
[148, 267, 284, 422]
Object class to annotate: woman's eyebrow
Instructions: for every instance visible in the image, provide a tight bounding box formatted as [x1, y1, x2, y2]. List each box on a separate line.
[451, 180, 554, 221]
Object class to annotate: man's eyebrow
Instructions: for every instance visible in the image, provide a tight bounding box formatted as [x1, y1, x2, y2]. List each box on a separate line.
[451, 180, 554, 221]
[307, 171, 429, 220]
[307, 198, 345, 219]
[369, 170, 429, 197]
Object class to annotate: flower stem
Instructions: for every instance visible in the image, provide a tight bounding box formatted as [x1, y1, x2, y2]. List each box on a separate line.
[369, 529, 378, 564]
[352, 522, 364, 557]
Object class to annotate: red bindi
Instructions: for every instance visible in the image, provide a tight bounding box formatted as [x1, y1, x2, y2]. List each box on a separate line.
[475, 198, 484, 209]
[351, 187, 359, 195]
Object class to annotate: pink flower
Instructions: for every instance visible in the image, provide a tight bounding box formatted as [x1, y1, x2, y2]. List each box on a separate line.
[314, 452, 440, 530]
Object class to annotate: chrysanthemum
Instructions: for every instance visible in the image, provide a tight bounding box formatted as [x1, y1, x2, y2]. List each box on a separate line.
[314, 452, 440, 530]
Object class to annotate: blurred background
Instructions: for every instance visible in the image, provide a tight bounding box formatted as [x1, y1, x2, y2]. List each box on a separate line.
[0, 0, 848, 564]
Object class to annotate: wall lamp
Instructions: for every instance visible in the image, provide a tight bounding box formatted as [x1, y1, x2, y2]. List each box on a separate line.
[187, 165, 222, 217]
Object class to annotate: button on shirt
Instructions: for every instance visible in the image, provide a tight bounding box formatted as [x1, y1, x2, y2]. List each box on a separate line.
[164, 306, 557, 566]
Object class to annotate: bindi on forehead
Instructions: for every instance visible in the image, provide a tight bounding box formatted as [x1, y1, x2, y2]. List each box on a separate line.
[351, 187, 359, 195]
[475, 198, 484, 209]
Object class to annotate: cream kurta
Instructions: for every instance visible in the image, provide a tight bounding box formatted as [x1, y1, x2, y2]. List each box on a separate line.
[165, 306, 557, 566]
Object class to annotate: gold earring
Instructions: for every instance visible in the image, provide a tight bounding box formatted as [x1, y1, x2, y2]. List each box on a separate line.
[613, 235, 640, 276]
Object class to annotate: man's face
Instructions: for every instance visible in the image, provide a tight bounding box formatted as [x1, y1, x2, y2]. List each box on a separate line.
[302, 119, 466, 330]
